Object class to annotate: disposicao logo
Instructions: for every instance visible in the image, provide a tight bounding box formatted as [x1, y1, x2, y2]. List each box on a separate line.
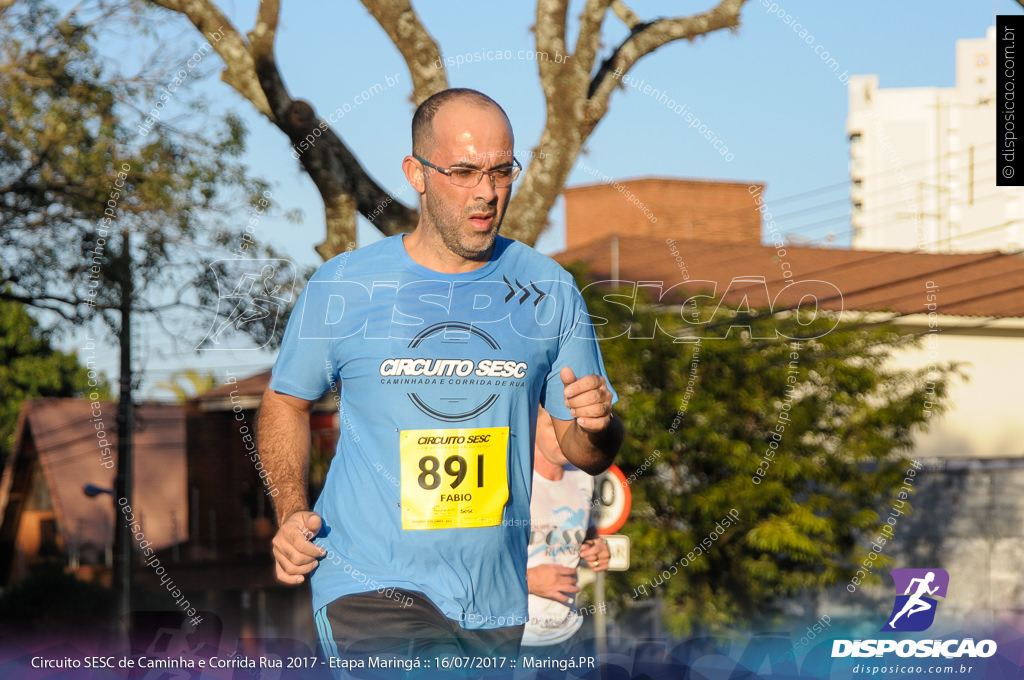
[882, 568, 948, 632]
[832, 569, 997, 659]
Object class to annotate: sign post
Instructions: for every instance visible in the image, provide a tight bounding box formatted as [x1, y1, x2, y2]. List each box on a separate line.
[590, 464, 632, 661]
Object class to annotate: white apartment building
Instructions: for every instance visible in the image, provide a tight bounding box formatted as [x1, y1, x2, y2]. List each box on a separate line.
[847, 26, 1024, 253]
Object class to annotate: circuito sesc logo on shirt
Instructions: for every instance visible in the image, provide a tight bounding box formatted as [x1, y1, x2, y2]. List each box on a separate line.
[380, 322, 528, 422]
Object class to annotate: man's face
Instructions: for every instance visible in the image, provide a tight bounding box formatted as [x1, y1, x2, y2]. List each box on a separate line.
[420, 103, 515, 262]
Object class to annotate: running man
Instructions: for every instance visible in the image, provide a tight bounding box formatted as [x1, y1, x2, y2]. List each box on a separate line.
[522, 406, 611, 655]
[209, 265, 282, 344]
[888, 571, 939, 628]
[257, 88, 623, 661]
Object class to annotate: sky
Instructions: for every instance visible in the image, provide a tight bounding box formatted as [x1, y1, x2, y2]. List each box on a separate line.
[58, 0, 1021, 398]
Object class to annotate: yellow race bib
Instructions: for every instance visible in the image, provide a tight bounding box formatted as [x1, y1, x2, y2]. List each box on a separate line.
[399, 427, 509, 530]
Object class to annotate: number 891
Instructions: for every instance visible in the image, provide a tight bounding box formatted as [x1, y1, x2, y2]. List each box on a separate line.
[417, 454, 484, 490]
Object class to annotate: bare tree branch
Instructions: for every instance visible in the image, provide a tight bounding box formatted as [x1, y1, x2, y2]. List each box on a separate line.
[505, 0, 749, 246]
[587, 0, 748, 128]
[146, 0, 749, 257]
[574, 0, 609, 77]
[146, 0, 419, 257]
[147, 0, 272, 116]
[251, 0, 278, 50]
[0, 290, 84, 321]
[498, 0, 585, 243]
[610, 0, 642, 30]
[359, 0, 447, 107]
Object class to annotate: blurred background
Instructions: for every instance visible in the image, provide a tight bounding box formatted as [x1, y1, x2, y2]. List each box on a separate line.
[1, 0, 1023, 675]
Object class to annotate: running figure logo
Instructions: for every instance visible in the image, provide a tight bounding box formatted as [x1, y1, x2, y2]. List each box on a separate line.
[197, 259, 296, 350]
[881, 568, 949, 632]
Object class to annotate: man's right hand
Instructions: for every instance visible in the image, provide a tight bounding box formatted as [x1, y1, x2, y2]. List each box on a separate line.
[526, 564, 580, 603]
[272, 511, 326, 584]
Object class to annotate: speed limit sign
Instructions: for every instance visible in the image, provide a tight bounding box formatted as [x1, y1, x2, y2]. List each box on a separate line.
[592, 464, 631, 535]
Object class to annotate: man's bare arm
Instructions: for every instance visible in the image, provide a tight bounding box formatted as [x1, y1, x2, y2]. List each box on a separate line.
[257, 387, 325, 583]
[551, 414, 624, 475]
[551, 367, 624, 475]
[258, 388, 315, 522]
[527, 564, 579, 603]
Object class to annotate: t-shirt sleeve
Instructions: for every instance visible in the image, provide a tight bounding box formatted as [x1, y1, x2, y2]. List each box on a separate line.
[541, 275, 618, 422]
[269, 274, 334, 401]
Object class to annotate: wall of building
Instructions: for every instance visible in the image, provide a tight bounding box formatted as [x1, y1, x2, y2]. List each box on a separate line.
[887, 321, 1024, 459]
[564, 178, 764, 250]
[819, 458, 1024, 636]
[848, 27, 1024, 254]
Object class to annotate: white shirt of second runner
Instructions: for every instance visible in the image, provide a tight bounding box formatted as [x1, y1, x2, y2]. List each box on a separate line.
[523, 467, 594, 646]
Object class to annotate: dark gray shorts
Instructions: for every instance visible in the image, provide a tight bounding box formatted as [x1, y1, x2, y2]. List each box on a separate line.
[316, 588, 524, 660]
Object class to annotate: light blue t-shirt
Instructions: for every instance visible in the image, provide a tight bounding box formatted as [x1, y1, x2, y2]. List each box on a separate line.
[269, 234, 616, 629]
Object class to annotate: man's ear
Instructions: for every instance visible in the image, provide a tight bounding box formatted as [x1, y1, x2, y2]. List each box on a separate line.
[403, 155, 426, 194]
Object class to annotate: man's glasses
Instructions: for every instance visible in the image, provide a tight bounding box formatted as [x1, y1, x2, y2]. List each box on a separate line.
[414, 155, 522, 188]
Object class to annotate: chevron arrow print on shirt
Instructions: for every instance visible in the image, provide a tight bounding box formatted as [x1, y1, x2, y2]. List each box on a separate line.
[502, 276, 549, 306]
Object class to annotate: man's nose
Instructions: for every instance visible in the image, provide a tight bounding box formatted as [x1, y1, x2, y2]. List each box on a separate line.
[475, 173, 498, 201]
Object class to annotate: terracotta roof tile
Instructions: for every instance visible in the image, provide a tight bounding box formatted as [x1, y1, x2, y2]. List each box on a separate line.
[554, 237, 1024, 319]
[1, 400, 187, 553]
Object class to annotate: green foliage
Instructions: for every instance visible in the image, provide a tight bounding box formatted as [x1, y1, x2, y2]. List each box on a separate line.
[0, 0, 291, 346]
[0, 299, 110, 466]
[569, 266, 960, 637]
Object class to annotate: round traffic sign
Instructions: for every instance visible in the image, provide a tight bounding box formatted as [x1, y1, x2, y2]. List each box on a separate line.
[592, 464, 631, 535]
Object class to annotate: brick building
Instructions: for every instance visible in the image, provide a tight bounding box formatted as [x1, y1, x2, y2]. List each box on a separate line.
[563, 177, 764, 249]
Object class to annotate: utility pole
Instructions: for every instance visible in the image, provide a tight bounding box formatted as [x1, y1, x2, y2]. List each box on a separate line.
[595, 570, 607, 658]
[112, 229, 134, 641]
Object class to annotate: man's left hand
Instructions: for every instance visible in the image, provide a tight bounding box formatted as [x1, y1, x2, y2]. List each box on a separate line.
[581, 538, 611, 573]
[561, 367, 614, 433]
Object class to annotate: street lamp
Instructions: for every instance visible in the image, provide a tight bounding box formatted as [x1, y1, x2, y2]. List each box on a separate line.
[83, 481, 130, 646]
[83, 483, 113, 498]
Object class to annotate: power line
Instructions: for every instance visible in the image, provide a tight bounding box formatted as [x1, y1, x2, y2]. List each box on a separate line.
[595, 140, 1007, 246]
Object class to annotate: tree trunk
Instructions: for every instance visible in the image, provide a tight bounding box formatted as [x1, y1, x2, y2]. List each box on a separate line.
[148, 0, 750, 259]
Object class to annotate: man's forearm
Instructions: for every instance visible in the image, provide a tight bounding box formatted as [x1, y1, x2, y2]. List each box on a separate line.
[257, 389, 313, 525]
[559, 413, 624, 475]
[526, 566, 540, 596]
